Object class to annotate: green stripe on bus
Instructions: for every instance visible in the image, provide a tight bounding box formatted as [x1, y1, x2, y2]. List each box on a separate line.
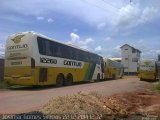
[84, 63, 96, 81]
[89, 63, 96, 80]
[84, 63, 91, 81]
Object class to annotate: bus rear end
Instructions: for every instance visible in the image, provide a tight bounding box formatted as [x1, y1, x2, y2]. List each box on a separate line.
[138, 60, 156, 80]
[4, 32, 36, 86]
[104, 58, 123, 80]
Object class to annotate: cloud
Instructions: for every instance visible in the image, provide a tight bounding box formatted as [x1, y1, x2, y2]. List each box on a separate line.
[36, 17, 54, 23]
[0, 0, 160, 60]
[0, 43, 5, 58]
[67, 32, 94, 50]
[80, 46, 89, 50]
[113, 4, 158, 29]
[138, 39, 144, 43]
[113, 4, 140, 28]
[113, 45, 121, 51]
[79, 38, 94, 46]
[0, 0, 159, 29]
[142, 49, 160, 59]
[105, 37, 111, 41]
[47, 18, 54, 23]
[0, 44, 5, 51]
[120, 31, 131, 36]
[37, 16, 44, 20]
[70, 32, 80, 42]
[95, 46, 102, 52]
[134, 42, 160, 59]
[0, 14, 30, 23]
[0, 0, 114, 25]
[139, 7, 158, 23]
[97, 22, 107, 30]
[73, 28, 78, 32]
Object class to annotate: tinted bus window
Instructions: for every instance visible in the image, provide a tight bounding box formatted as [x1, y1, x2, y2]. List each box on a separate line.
[37, 36, 101, 64]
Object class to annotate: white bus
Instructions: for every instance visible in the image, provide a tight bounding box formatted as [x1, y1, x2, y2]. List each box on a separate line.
[4, 32, 104, 86]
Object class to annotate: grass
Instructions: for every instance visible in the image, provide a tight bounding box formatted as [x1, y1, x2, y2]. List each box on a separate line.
[0, 80, 10, 89]
[151, 82, 160, 91]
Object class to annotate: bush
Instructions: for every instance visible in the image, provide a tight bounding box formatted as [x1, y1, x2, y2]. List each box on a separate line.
[0, 81, 10, 89]
[151, 83, 160, 91]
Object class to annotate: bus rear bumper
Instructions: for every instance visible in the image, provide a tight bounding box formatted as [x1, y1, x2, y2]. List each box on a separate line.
[4, 77, 37, 86]
[138, 75, 156, 80]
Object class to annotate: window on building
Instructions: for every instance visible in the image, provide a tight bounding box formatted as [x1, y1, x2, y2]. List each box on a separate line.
[125, 49, 128, 50]
[137, 52, 140, 57]
[124, 67, 128, 69]
[125, 58, 128, 60]
[132, 48, 136, 53]
[132, 58, 138, 62]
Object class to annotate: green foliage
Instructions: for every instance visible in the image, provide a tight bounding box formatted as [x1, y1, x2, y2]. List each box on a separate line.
[151, 83, 160, 91]
[0, 81, 10, 89]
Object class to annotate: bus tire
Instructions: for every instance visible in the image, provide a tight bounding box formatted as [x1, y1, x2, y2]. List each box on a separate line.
[56, 74, 64, 87]
[97, 73, 100, 81]
[140, 78, 143, 81]
[64, 73, 73, 86]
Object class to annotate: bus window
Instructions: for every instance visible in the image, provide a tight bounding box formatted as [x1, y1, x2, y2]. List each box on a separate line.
[37, 37, 46, 55]
[46, 40, 52, 56]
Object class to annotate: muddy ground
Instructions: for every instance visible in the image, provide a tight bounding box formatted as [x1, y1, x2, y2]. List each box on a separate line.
[39, 90, 160, 120]
[1, 77, 160, 120]
[3, 90, 160, 120]
[102, 90, 160, 119]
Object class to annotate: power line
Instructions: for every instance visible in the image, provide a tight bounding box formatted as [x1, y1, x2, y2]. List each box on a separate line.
[81, 0, 115, 12]
[82, 0, 138, 19]
[82, 0, 159, 29]
[100, 0, 159, 28]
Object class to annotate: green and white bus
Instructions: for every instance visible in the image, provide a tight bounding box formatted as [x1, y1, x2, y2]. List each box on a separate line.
[4, 31, 104, 86]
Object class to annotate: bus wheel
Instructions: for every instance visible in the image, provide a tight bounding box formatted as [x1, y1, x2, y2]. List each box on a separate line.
[97, 73, 100, 81]
[140, 78, 143, 81]
[64, 74, 73, 86]
[56, 74, 64, 87]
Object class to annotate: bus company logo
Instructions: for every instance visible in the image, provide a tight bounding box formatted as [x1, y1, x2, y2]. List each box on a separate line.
[144, 61, 151, 65]
[40, 57, 57, 64]
[64, 60, 82, 67]
[11, 35, 24, 44]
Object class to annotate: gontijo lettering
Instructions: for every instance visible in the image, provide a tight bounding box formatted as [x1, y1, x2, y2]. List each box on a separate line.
[7, 44, 28, 50]
[64, 60, 82, 67]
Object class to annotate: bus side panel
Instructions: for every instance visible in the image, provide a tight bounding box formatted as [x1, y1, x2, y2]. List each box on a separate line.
[139, 60, 156, 80]
[138, 70, 156, 80]
[34, 62, 90, 85]
[75, 62, 90, 81]
[91, 64, 101, 80]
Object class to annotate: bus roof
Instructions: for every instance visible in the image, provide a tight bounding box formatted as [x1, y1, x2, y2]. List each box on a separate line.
[8, 31, 100, 57]
[104, 58, 123, 68]
[140, 59, 156, 63]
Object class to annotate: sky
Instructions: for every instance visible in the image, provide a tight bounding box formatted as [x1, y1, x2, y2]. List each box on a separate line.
[0, 0, 160, 59]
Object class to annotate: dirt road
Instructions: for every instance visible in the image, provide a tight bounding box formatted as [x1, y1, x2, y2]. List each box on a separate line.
[0, 76, 150, 114]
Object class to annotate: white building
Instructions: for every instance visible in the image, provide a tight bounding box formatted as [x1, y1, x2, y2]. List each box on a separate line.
[120, 44, 141, 75]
